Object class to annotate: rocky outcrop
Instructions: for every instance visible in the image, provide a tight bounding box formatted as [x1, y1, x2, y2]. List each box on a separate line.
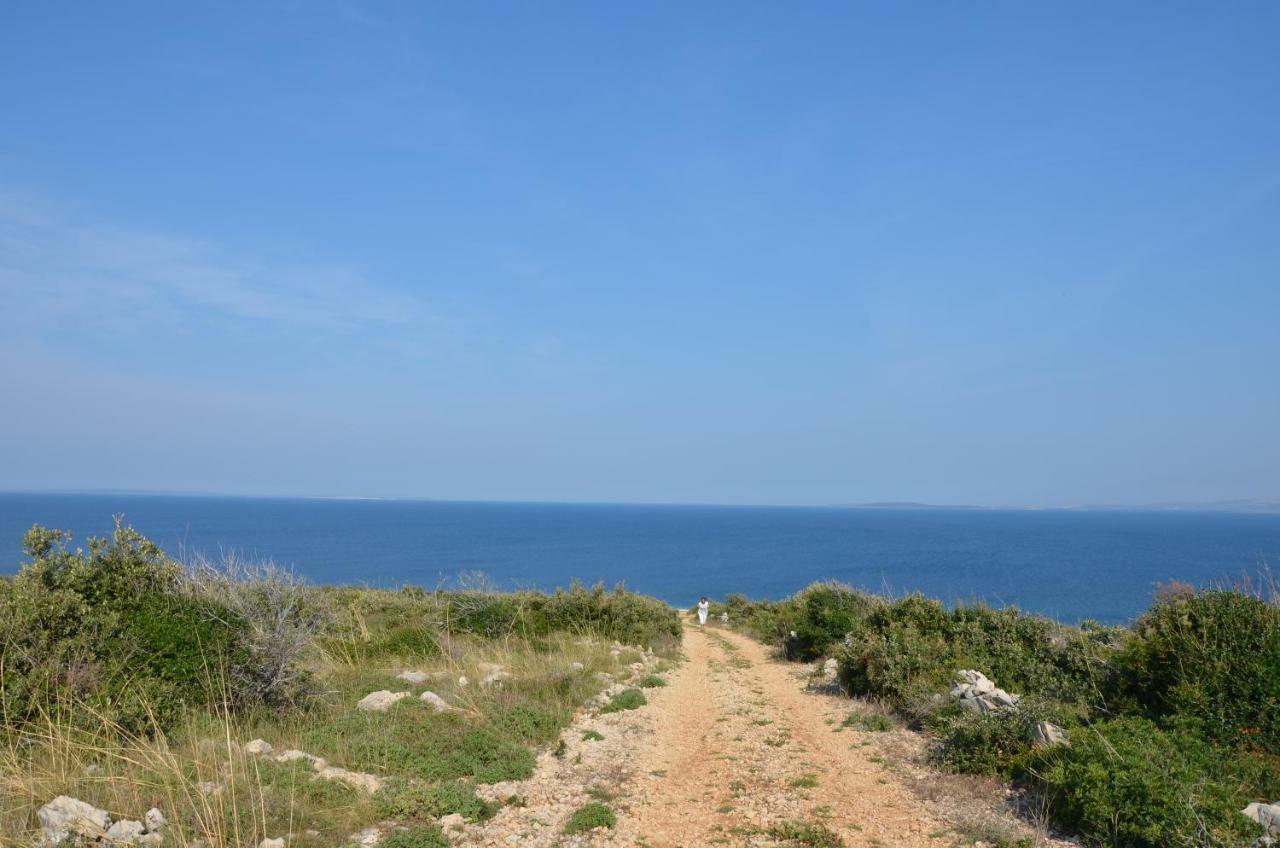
[950, 670, 1020, 714]
[244, 740, 384, 793]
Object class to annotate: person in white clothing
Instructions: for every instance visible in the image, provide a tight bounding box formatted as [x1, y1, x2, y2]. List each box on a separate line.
[696, 597, 710, 626]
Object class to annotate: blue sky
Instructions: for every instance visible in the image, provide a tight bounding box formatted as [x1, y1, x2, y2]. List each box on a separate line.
[2, 2, 1278, 506]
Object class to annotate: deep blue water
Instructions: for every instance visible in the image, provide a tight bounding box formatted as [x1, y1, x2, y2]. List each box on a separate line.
[2, 493, 1278, 624]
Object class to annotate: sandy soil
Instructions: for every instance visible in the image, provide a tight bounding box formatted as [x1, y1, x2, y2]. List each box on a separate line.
[627, 623, 949, 847]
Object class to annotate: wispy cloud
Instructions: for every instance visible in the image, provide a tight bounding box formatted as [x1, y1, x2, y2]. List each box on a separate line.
[0, 190, 441, 342]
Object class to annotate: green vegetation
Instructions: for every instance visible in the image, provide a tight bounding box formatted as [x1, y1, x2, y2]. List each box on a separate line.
[721, 578, 1280, 847]
[840, 712, 892, 732]
[378, 826, 450, 848]
[374, 778, 497, 822]
[0, 523, 678, 845]
[765, 819, 845, 847]
[600, 688, 647, 713]
[582, 729, 604, 741]
[563, 801, 616, 833]
[637, 674, 667, 687]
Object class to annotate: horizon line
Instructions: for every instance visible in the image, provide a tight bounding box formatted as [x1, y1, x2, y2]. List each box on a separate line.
[2, 488, 1279, 514]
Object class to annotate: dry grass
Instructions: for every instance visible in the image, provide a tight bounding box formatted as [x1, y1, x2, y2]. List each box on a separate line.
[0, 621, 646, 847]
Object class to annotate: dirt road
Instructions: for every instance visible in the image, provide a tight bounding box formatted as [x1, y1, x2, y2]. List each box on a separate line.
[627, 622, 948, 847]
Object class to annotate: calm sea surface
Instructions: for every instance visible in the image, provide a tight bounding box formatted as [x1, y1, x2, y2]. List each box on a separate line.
[2, 493, 1278, 624]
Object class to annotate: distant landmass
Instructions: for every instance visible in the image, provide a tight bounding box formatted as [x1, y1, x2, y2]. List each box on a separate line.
[845, 499, 1280, 514]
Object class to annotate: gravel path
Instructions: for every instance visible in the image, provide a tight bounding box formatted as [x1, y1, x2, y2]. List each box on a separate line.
[457, 622, 952, 847]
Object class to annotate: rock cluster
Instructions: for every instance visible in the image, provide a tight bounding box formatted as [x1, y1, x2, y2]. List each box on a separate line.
[950, 670, 1020, 714]
[37, 796, 166, 846]
[243, 739, 385, 793]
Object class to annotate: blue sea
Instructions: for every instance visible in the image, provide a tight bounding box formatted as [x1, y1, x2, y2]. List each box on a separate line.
[2, 493, 1278, 624]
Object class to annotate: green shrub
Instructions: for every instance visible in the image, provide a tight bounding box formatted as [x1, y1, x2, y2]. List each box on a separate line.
[435, 583, 680, 650]
[766, 820, 845, 847]
[582, 730, 604, 741]
[377, 826, 449, 848]
[1030, 717, 1263, 847]
[563, 802, 615, 833]
[375, 779, 497, 822]
[0, 522, 259, 732]
[937, 710, 1037, 777]
[599, 689, 646, 713]
[840, 712, 892, 732]
[834, 594, 1116, 716]
[783, 583, 880, 661]
[637, 674, 667, 688]
[1112, 586, 1280, 749]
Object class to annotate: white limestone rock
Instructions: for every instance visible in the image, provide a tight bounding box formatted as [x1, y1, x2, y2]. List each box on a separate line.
[38, 796, 111, 845]
[105, 819, 146, 843]
[397, 670, 430, 684]
[420, 691, 453, 712]
[244, 739, 274, 756]
[357, 690, 409, 712]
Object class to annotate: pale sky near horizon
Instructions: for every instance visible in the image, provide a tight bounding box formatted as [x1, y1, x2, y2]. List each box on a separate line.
[2, 2, 1278, 507]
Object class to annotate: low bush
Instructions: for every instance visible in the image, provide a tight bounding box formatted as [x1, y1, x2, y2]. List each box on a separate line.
[0, 522, 259, 732]
[599, 688, 646, 713]
[1110, 584, 1280, 750]
[378, 826, 449, 848]
[1029, 716, 1266, 847]
[563, 802, 616, 833]
[375, 778, 497, 822]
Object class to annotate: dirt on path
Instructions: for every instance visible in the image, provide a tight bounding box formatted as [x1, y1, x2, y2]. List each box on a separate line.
[626, 621, 949, 847]
[459, 621, 957, 847]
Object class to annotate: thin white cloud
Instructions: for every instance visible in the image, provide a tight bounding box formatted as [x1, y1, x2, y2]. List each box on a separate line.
[0, 190, 439, 340]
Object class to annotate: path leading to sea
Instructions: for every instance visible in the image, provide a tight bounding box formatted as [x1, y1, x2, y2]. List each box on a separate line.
[460, 620, 963, 847]
[627, 622, 948, 847]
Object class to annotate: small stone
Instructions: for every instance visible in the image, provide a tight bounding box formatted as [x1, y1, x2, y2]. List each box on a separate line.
[458, 675, 469, 687]
[397, 671, 430, 684]
[259, 839, 285, 848]
[440, 813, 465, 830]
[570, 662, 584, 671]
[349, 826, 382, 846]
[143, 808, 165, 832]
[136, 835, 163, 846]
[316, 765, 384, 794]
[420, 691, 453, 712]
[1032, 721, 1069, 748]
[357, 690, 410, 712]
[480, 669, 512, 687]
[244, 739, 274, 756]
[106, 819, 146, 842]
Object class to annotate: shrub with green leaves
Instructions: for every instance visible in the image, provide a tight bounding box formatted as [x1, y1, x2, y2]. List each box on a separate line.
[599, 688, 646, 713]
[377, 826, 450, 848]
[374, 779, 497, 822]
[1030, 717, 1265, 848]
[1111, 586, 1280, 749]
[563, 802, 616, 833]
[0, 522, 257, 731]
